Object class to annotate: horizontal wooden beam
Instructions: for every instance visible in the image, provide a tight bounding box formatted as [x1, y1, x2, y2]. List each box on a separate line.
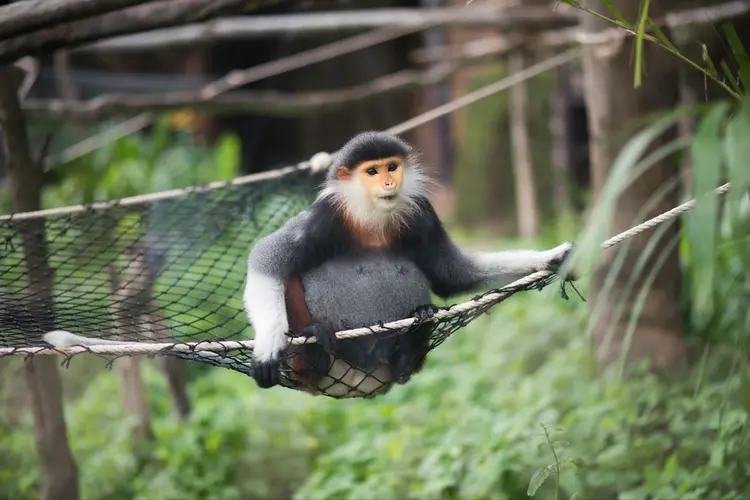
[24, 64, 455, 120]
[0, 0, 282, 65]
[73, 6, 578, 52]
[0, 0, 152, 40]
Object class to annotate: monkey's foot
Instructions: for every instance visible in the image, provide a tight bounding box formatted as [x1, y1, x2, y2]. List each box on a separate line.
[251, 357, 281, 388]
[410, 304, 440, 323]
[302, 319, 337, 354]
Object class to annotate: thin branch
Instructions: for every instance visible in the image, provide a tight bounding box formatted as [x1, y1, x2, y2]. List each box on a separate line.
[0, 0, 153, 40]
[387, 48, 582, 135]
[73, 5, 578, 52]
[25, 64, 455, 120]
[15, 56, 40, 100]
[44, 113, 154, 167]
[665, 0, 750, 26]
[0, 0, 283, 65]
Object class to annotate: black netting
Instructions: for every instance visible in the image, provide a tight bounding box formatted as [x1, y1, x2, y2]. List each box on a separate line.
[0, 167, 576, 398]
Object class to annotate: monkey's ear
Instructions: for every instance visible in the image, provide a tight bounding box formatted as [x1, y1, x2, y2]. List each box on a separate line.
[335, 167, 353, 181]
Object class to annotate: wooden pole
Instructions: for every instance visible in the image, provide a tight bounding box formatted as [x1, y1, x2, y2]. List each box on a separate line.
[0, 64, 80, 500]
[508, 49, 540, 237]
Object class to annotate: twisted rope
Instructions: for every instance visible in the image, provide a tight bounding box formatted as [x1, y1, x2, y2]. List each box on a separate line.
[0, 182, 730, 357]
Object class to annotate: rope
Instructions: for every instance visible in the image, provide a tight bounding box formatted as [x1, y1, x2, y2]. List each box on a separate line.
[0, 182, 729, 357]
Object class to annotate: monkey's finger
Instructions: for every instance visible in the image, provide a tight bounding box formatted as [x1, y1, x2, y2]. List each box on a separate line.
[303, 322, 337, 353]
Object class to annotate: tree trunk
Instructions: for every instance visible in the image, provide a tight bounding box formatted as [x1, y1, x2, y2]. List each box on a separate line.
[109, 246, 155, 442]
[549, 62, 576, 216]
[509, 49, 540, 238]
[0, 64, 80, 500]
[580, 0, 687, 372]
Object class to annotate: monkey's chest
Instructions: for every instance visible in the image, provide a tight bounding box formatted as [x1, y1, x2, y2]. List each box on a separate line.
[300, 253, 431, 328]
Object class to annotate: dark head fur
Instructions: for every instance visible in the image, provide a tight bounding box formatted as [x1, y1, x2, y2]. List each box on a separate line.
[326, 131, 413, 181]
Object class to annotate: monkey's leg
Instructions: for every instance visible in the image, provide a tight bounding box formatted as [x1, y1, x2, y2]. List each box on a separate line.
[301, 318, 338, 354]
[290, 318, 336, 380]
[302, 319, 394, 397]
[390, 305, 439, 384]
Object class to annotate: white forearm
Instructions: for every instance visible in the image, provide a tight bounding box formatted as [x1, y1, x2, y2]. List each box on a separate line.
[243, 268, 290, 362]
[468, 242, 572, 288]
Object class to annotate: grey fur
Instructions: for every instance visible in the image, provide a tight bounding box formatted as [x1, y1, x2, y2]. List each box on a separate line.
[302, 252, 430, 330]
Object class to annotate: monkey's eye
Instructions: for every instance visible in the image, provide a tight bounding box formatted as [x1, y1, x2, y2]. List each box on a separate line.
[366, 167, 378, 176]
[387, 163, 399, 172]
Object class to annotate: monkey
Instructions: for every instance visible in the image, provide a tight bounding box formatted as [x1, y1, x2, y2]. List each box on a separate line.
[244, 130, 575, 397]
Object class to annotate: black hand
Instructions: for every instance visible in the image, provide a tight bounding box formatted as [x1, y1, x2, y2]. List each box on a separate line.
[546, 242, 577, 280]
[252, 357, 281, 389]
[302, 319, 337, 354]
[410, 304, 440, 323]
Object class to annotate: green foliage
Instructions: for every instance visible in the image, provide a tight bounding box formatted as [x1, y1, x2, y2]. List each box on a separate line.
[41, 119, 241, 208]
[2, 277, 750, 499]
[557, 1, 742, 99]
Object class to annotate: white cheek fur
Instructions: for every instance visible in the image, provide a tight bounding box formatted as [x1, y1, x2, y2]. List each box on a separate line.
[318, 157, 432, 235]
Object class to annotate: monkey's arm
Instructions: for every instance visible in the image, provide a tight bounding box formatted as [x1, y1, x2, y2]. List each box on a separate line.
[413, 201, 573, 298]
[244, 208, 329, 369]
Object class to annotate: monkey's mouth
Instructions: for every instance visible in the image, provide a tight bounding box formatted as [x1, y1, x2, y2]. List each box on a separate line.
[378, 194, 398, 202]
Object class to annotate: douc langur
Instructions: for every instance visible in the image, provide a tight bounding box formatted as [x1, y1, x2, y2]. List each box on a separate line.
[244, 131, 575, 397]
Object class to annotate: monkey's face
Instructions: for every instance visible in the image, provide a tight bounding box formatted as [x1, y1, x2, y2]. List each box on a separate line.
[355, 156, 404, 211]
[325, 144, 428, 230]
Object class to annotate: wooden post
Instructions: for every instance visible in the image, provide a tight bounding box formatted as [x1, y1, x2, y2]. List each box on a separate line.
[109, 250, 154, 443]
[508, 49, 540, 238]
[0, 64, 80, 500]
[549, 65, 573, 216]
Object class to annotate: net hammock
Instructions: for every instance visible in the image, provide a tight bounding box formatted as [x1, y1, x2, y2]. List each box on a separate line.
[0, 152, 724, 398]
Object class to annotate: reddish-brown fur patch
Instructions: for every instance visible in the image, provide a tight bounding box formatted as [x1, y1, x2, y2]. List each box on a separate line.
[284, 276, 316, 391]
[341, 212, 396, 249]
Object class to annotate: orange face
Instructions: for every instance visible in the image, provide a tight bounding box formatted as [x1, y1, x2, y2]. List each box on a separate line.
[336, 156, 404, 194]
[357, 156, 403, 193]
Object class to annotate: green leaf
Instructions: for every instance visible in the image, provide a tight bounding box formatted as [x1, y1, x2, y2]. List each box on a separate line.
[701, 44, 719, 80]
[599, 0, 631, 27]
[724, 100, 750, 211]
[739, 367, 750, 417]
[214, 134, 241, 181]
[569, 494, 580, 500]
[720, 60, 743, 95]
[688, 102, 729, 325]
[527, 467, 550, 496]
[574, 106, 695, 276]
[722, 22, 750, 93]
[633, 0, 651, 88]
[662, 453, 678, 482]
[568, 457, 588, 469]
[650, 23, 677, 53]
